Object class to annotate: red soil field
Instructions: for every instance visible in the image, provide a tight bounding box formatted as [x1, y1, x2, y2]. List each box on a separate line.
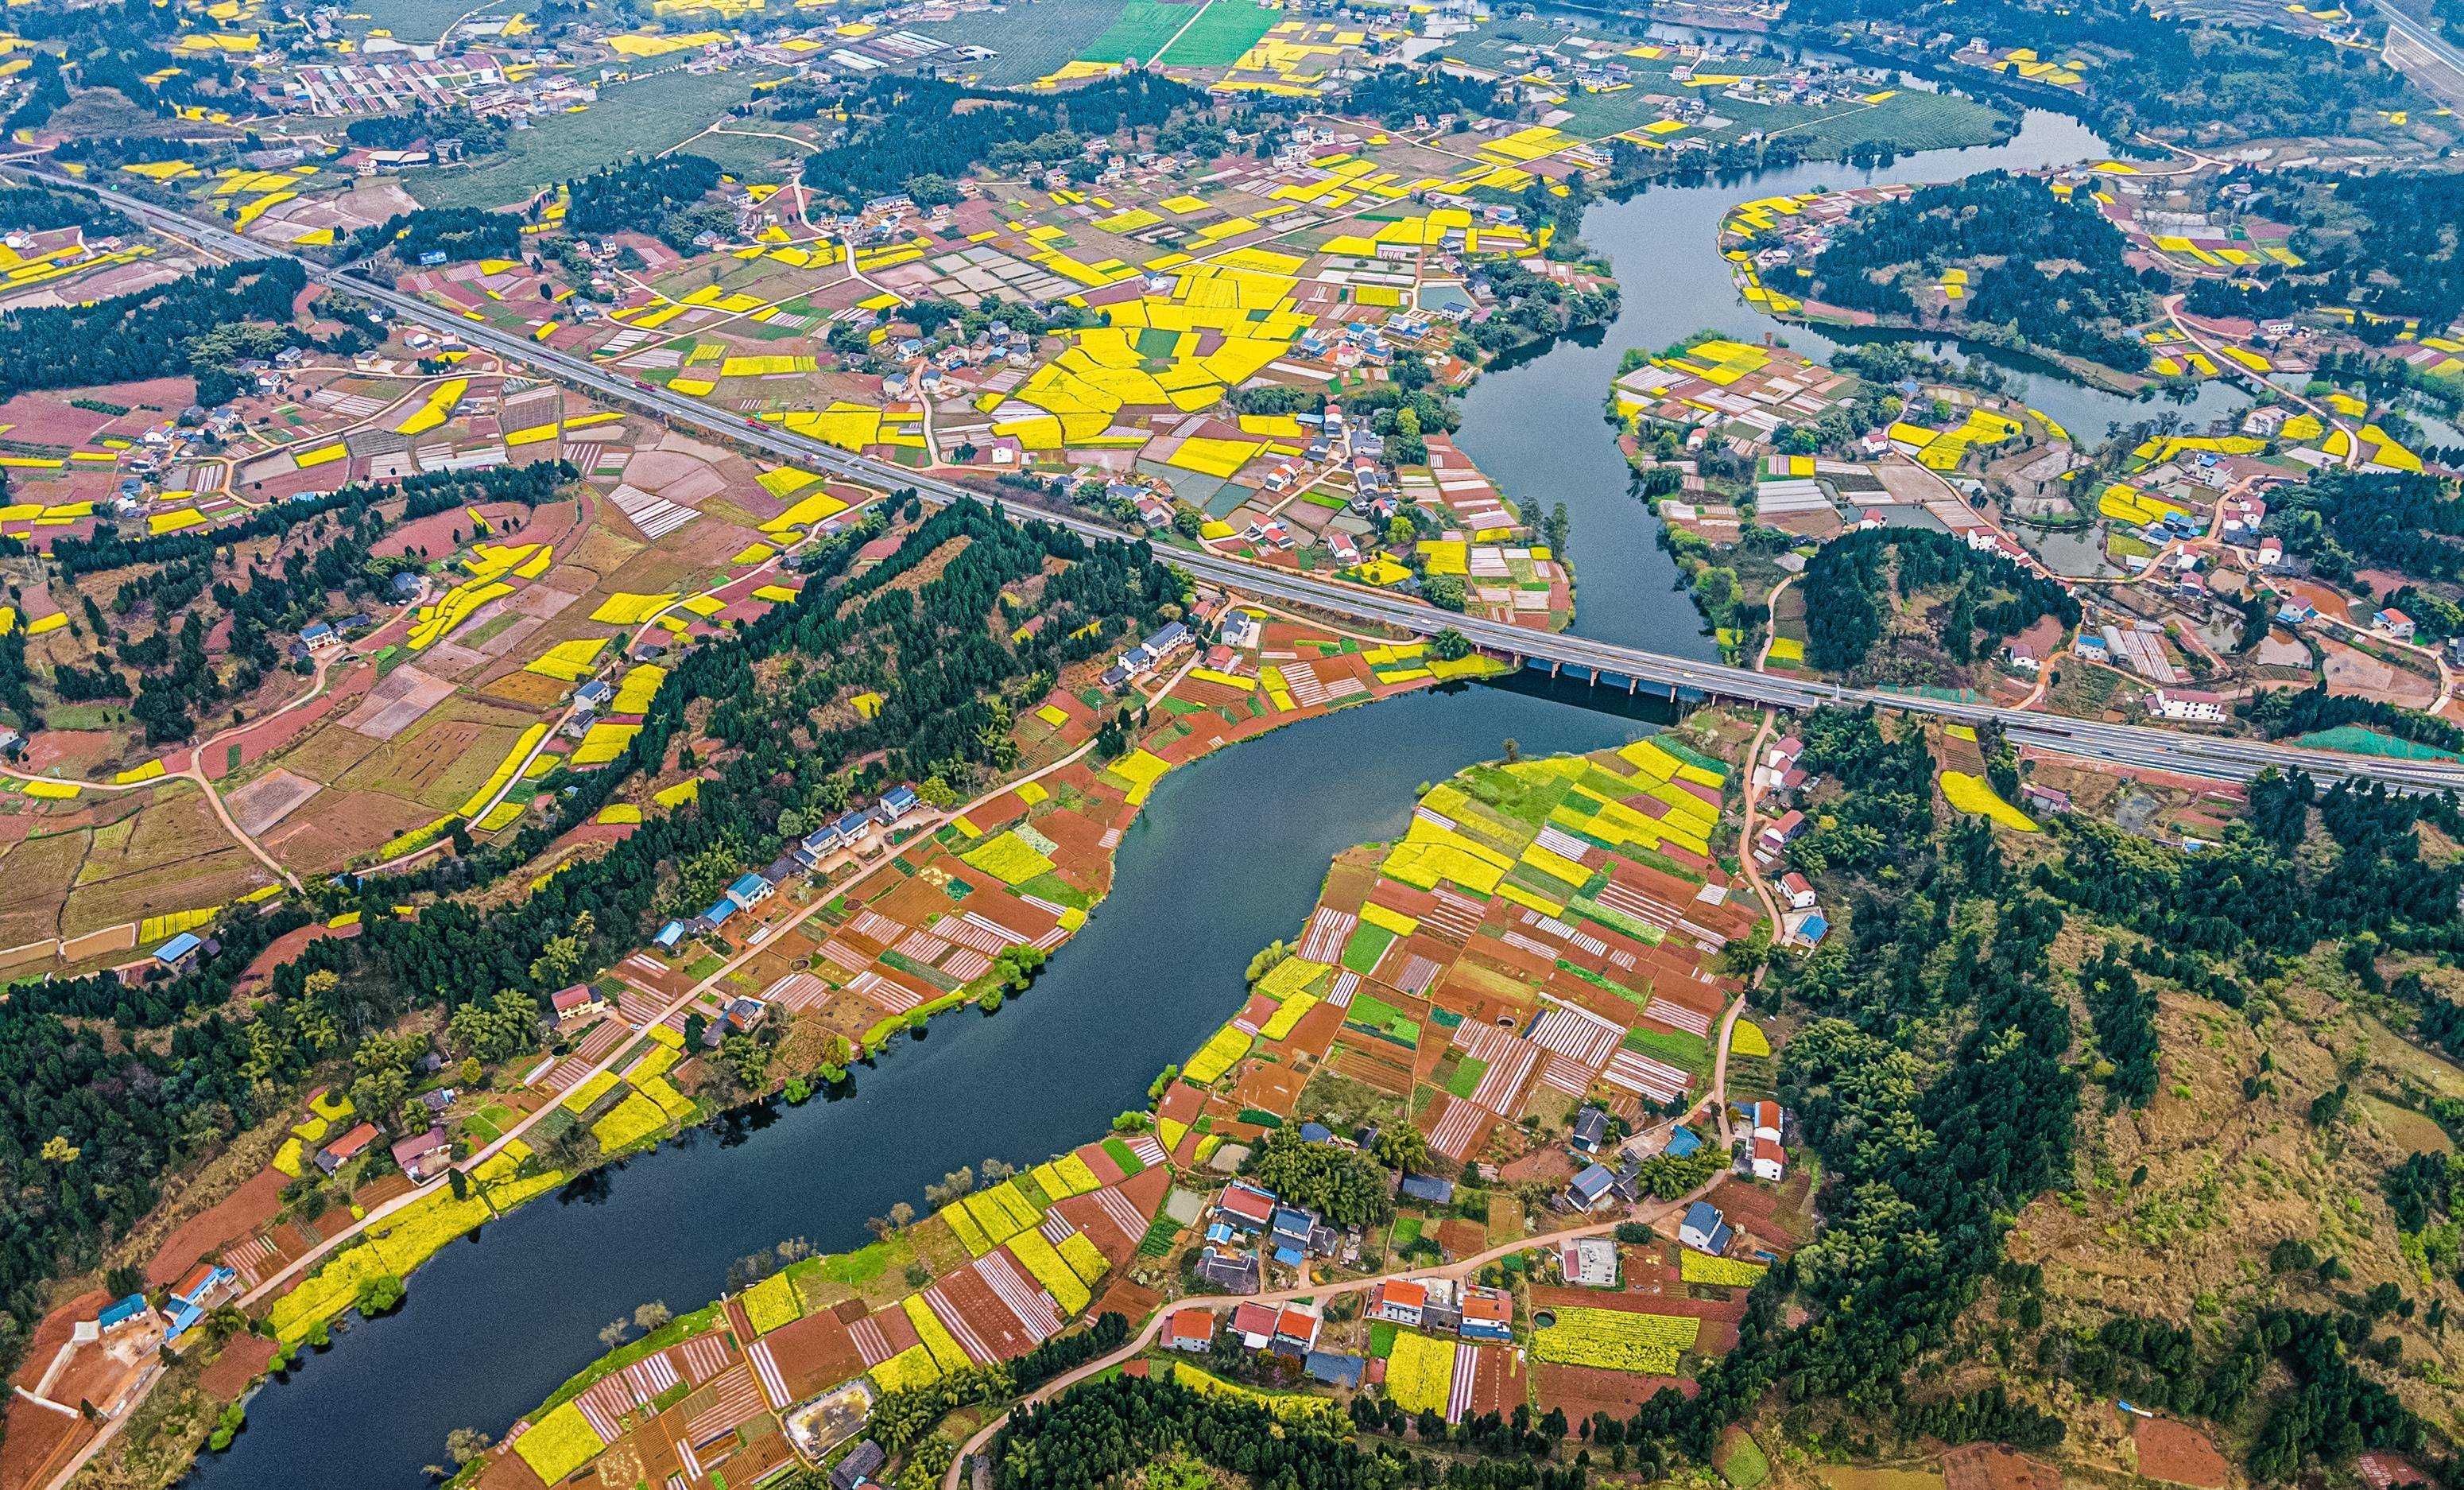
[1533, 1363, 1695, 1419]
[145, 1169, 289, 1286]
[2134, 1416, 2229, 1488]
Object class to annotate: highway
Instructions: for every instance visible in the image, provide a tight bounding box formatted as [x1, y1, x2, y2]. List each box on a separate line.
[2377, 2, 2464, 103]
[32, 167, 2464, 794]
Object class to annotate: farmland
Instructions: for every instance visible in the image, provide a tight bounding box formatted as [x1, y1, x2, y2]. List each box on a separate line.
[405, 67, 792, 210]
[928, 0, 1136, 83]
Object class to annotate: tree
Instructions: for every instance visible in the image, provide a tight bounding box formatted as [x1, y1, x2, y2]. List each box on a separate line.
[599, 1318, 630, 1348]
[634, 1301, 672, 1334]
[444, 1427, 493, 1467]
[355, 1275, 406, 1316]
[1244, 1125, 1397, 1227]
[1431, 627, 1471, 662]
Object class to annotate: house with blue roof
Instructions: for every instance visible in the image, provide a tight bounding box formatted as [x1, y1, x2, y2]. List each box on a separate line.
[1563, 1162, 1617, 1213]
[153, 931, 204, 975]
[702, 896, 737, 929]
[1397, 1173, 1455, 1206]
[725, 871, 773, 912]
[878, 784, 922, 821]
[98, 1294, 150, 1335]
[653, 919, 687, 950]
[1663, 1124, 1704, 1159]
[1269, 1207, 1314, 1266]
[1679, 1200, 1734, 1255]
[836, 807, 876, 845]
[794, 822, 845, 867]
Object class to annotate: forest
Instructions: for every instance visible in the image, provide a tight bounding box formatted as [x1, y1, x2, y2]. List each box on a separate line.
[0, 257, 308, 406]
[2241, 683, 2464, 752]
[1799, 526, 2080, 674]
[0, 1, 238, 133]
[1773, 721, 2442, 1481]
[2192, 172, 2464, 331]
[2267, 468, 2464, 585]
[1802, 172, 2156, 371]
[796, 75, 1201, 205]
[41, 460, 568, 584]
[1788, 0, 2416, 145]
[564, 154, 728, 251]
[0, 177, 127, 235]
[37, 464, 568, 743]
[0, 899, 323, 1378]
[993, 1374, 1590, 1490]
[1346, 65, 1513, 125]
[345, 107, 508, 157]
[348, 206, 525, 266]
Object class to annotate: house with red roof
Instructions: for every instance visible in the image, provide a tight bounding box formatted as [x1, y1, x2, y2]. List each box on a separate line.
[315, 1121, 379, 1175]
[1367, 1279, 1426, 1328]
[1164, 1308, 1216, 1352]
[1230, 1301, 1280, 1349]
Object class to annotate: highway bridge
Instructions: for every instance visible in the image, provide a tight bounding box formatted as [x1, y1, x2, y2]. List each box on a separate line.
[33, 169, 2464, 794]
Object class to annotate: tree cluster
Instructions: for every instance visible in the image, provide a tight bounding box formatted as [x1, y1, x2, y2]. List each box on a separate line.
[0, 257, 309, 405]
[796, 75, 1199, 206]
[1800, 526, 2078, 676]
[1803, 172, 2156, 371]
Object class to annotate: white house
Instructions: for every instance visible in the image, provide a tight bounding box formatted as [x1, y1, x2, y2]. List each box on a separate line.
[2148, 688, 2226, 724]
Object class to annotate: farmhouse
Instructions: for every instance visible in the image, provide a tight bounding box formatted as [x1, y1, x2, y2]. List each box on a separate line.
[2148, 688, 2226, 724]
[316, 1121, 380, 1176]
[1164, 1308, 1215, 1352]
[392, 1127, 452, 1185]
[725, 871, 775, 911]
[1366, 1278, 1427, 1327]
[552, 984, 609, 1021]
[1679, 1199, 1734, 1255]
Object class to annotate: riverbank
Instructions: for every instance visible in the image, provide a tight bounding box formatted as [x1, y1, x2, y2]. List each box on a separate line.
[428, 708, 1784, 1490]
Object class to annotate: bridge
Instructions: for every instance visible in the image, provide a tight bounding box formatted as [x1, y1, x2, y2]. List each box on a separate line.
[33, 169, 2464, 793]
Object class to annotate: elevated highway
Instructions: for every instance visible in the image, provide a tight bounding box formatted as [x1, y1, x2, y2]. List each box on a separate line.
[36, 169, 2464, 793]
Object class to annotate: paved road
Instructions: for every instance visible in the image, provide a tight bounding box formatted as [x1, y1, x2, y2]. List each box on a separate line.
[34, 170, 2464, 793]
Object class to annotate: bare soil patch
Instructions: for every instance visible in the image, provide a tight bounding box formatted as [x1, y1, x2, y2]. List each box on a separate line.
[227, 769, 322, 836]
[2133, 1417, 2228, 1488]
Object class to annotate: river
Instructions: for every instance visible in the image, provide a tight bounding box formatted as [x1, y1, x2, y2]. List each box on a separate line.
[191, 100, 2211, 1490]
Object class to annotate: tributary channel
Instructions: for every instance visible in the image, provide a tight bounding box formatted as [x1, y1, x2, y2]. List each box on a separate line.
[188, 102, 2244, 1489]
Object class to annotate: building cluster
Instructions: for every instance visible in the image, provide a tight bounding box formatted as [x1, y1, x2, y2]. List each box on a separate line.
[1099, 620, 1195, 692]
[1195, 1178, 1355, 1294]
[643, 783, 929, 949]
[1745, 736, 1827, 948]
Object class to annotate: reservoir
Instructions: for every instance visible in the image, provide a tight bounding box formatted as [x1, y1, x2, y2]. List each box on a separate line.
[188, 101, 2209, 1489]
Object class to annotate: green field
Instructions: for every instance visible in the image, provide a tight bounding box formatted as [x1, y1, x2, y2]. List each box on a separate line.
[1621, 1022, 1713, 1080]
[1081, 0, 1204, 64]
[352, 0, 484, 43]
[1153, 0, 1280, 65]
[680, 128, 808, 182]
[405, 68, 784, 211]
[928, 0, 1134, 84]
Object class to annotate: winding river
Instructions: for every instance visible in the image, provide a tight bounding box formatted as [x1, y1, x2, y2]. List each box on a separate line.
[186, 100, 2242, 1490]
